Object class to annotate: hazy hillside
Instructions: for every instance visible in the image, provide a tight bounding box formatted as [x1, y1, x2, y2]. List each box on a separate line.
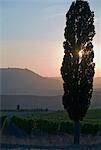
[0, 68, 100, 96]
[48, 77, 101, 89]
[0, 93, 101, 110]
[0, 68, 101, 110]
[0, 95, 63, 110]
[0, 68, 63, 96]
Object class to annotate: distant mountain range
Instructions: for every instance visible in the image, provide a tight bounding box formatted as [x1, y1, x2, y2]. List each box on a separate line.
[0, 68, 63, 96]
[0, 68, 101, 96]
[0, 68, 101, 110]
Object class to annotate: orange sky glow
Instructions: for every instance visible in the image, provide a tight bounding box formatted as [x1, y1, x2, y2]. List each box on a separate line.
[0, 0, 101, 77]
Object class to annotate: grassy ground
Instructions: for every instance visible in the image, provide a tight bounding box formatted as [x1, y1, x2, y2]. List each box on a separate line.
[10, 108, 101, 135]
[24, 108, 101, 123]
[0, 109, 101, 146]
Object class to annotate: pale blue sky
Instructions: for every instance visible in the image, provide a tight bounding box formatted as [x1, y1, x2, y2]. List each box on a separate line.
[0, 0, 101, 77]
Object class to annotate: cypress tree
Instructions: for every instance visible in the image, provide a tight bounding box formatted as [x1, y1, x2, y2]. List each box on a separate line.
[61, 0, 95, 144]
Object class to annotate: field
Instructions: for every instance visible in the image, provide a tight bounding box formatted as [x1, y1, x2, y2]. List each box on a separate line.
[11, 109, 101, 135]
[0, 109, 101, 148]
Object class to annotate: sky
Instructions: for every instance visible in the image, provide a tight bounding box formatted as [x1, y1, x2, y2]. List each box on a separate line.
[0, 0, 101, 77]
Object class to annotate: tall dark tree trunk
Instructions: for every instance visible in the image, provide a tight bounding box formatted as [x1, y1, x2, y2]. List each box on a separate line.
[74, 120, 80, 144]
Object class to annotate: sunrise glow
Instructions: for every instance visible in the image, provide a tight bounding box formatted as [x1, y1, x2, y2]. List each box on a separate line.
[0, 0, 101, 77]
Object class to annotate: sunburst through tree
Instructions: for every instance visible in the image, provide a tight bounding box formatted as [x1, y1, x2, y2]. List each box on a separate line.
[61, 0, 95, 144]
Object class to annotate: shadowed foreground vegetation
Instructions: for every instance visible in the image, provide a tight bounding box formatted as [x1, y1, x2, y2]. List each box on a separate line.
[0, 113, 7, 129]
[11, 109, 101, 135]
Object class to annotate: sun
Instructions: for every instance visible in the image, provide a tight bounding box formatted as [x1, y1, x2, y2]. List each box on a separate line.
[78, 50, 83, 58]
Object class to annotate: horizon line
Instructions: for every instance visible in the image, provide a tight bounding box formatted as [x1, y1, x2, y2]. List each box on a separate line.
[0, 67, 101, 78]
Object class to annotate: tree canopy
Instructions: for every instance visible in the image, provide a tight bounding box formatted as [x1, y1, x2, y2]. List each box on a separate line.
[61, 0, 95, 121]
